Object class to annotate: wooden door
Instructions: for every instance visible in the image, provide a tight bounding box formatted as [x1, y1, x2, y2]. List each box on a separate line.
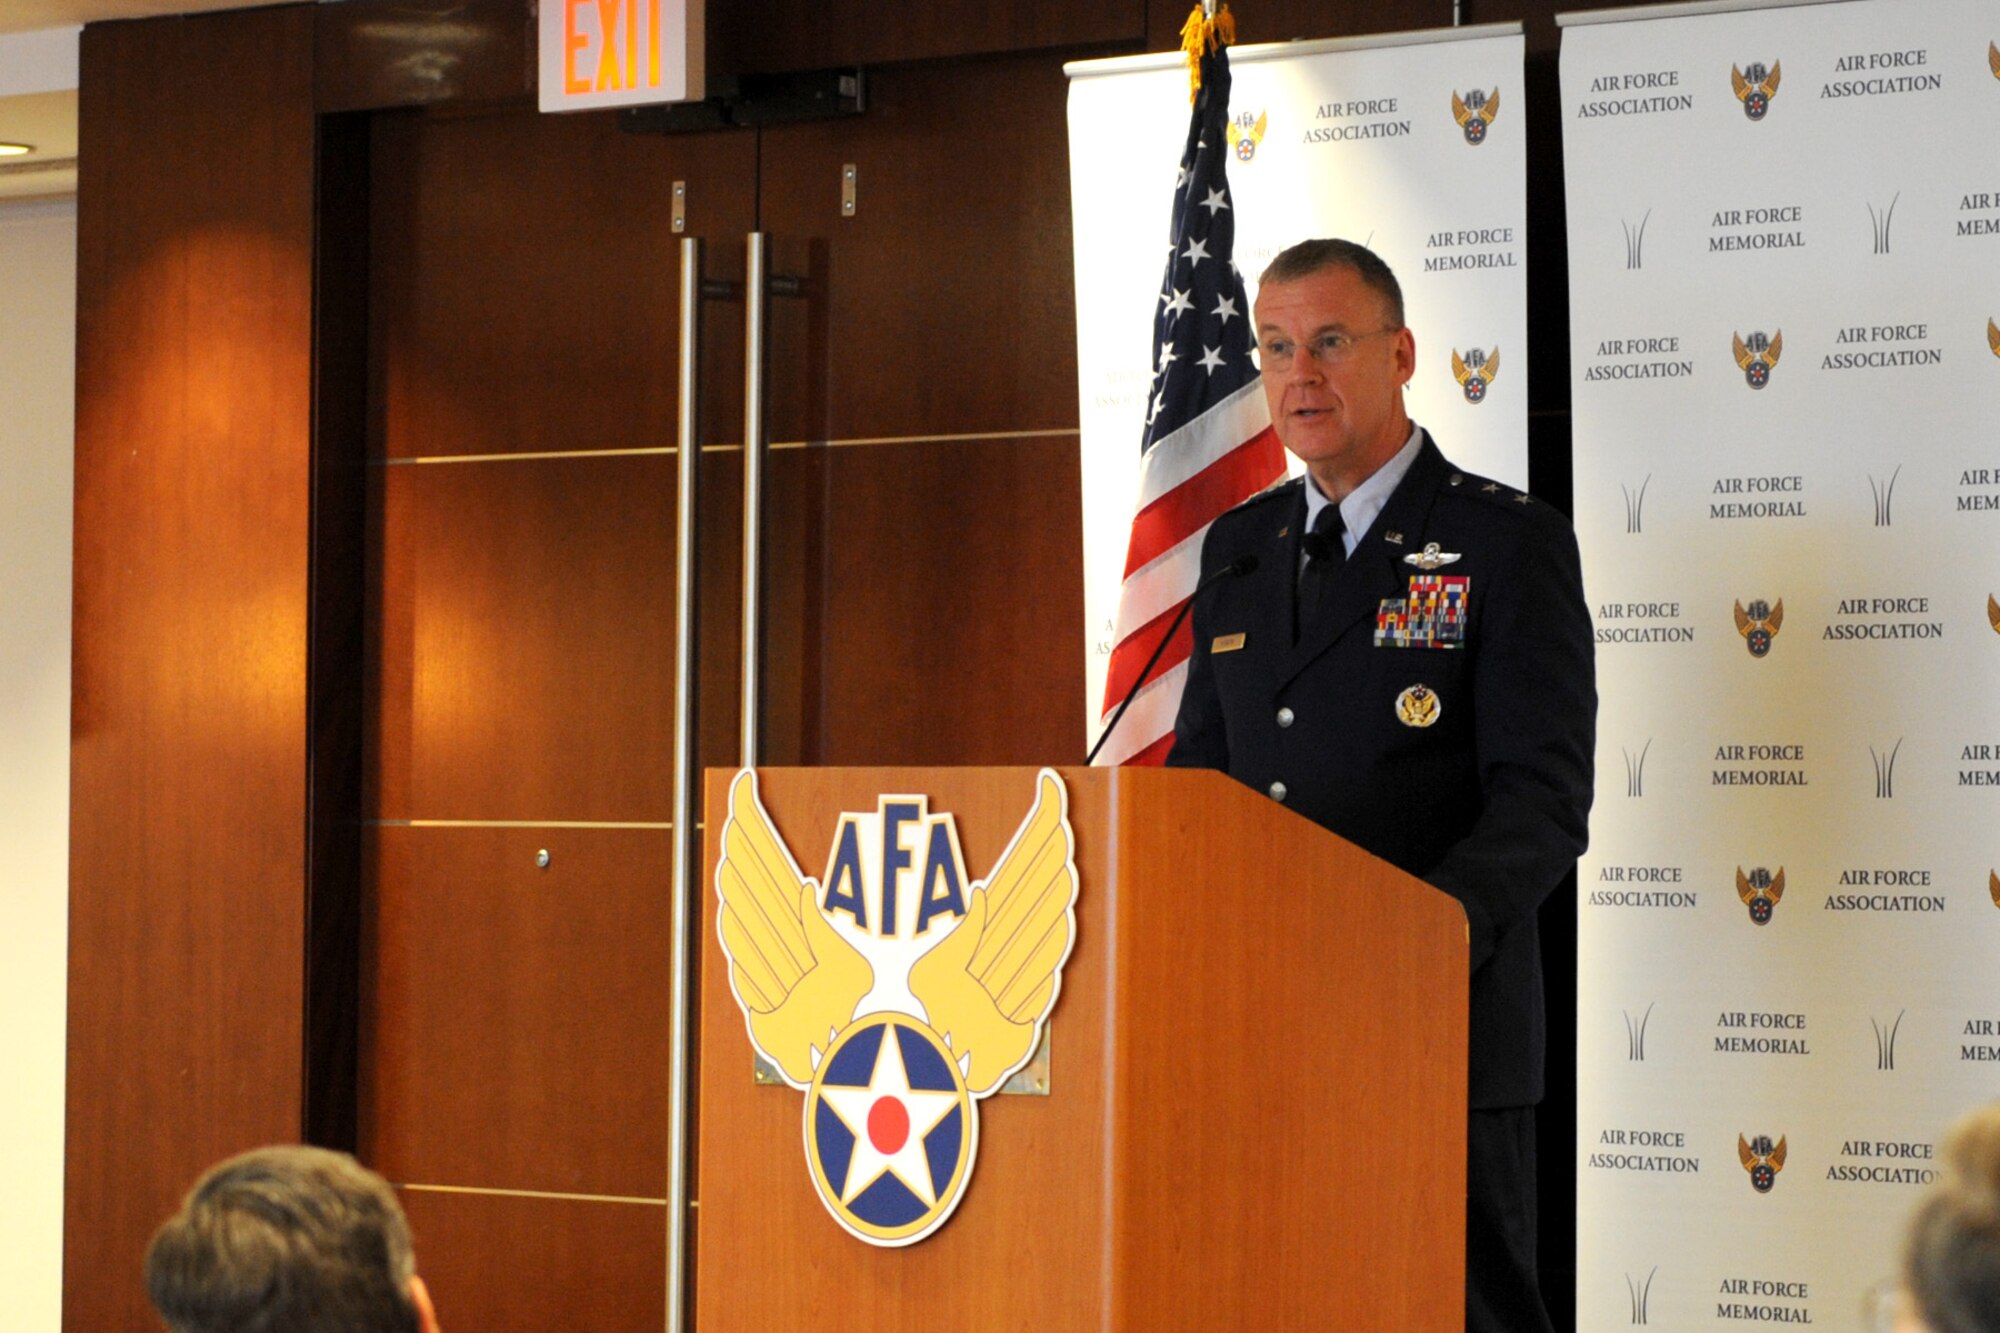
[360, 102, 755, 1329]
[359, 46, 1095, 1332]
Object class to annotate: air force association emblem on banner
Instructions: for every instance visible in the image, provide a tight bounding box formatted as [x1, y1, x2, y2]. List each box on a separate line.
[1451, 346, 1499, 403]
[1733, 330, 1782, 389]
[1735, 598, 1784, 657]
[1731, 61, 1782, 120]
[1451, 87, 1498, 144]
[1740, 1133, 1787, 1192]
[1737, 865, 1785, 925]
[1226, 109, 1267, 162]
[715, 768, 1078, 1246]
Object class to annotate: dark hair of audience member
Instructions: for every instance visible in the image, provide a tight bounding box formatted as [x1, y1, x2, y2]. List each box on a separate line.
[145, 1145, 422, 1333]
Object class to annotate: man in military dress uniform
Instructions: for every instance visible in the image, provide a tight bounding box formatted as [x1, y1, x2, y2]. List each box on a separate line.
[1167, 239, 1595, 1333]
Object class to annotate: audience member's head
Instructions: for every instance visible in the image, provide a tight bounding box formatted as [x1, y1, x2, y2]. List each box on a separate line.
[146, 1145, 440, 1333]
[1900, 1104, 2000, 1332]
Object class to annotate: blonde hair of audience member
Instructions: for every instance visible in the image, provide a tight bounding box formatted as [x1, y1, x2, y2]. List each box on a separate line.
[146, 1145, 441, 1333]
[1902, 1105, 2000, 1333]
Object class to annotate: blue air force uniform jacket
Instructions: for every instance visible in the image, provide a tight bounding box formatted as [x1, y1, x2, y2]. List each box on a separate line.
[1166, 435, 1596, 1109]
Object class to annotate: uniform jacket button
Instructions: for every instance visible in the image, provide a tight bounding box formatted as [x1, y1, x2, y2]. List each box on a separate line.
[1268, 781, 1288, 802]
[1276, 706, 1295, 728]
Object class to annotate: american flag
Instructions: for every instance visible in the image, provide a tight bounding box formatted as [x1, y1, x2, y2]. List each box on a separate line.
[1093, 25, 1285, 767]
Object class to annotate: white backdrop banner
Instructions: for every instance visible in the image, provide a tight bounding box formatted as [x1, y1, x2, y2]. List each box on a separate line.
[1067, 26, 1529, 749]
[1564, 0, 2000, 1325]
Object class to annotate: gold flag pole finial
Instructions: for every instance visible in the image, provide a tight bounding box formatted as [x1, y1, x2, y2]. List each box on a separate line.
[1180, 2, 1237, 102]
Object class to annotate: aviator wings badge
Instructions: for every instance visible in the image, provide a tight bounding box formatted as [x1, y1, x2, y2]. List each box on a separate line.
[715, 768, 1079, 1246]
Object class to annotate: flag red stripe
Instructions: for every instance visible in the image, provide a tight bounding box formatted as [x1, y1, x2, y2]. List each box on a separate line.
[1100, 596, 1195, 714]
[1118, 731, 1177, 767]
[1121, 426, 1283, 577]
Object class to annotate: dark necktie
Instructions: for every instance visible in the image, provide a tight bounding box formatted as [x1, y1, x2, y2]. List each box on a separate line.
[1297, 502, 1345, 639]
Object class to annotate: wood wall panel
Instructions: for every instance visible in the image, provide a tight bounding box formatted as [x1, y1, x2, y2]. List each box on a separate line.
[369, 456, 676, 821]
[316, 0, 534, 114]
[369, 103, 755, 461]
[756, 55, 1082, 445]
[366, 447, 790, 820]
[397, 1189, 666, 1332]
[362, 827, 672, 1196]
[65, 9, 317, 1329]
[805, 434, 1085, 766]
[714, 0, 1144, 79]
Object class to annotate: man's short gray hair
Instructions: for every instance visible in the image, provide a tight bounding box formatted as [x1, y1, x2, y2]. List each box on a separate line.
[1257, 238, 1406, 329]
[146, 1145, 421, 1333]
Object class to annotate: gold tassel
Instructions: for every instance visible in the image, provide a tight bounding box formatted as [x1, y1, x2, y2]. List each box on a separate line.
[1180, 4, 1237, 102]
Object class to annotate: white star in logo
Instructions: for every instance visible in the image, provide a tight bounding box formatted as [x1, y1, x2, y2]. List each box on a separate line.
[1182, 236, 1211, 267]
[1157, 343, 1180, 371]
[1162, 287, 1194, 319]
[1196, 345, 1227, 374]
[1175, 165, 1189, 189]
[1212, 294, 1239, 325]
[1199, 187, 1229, 215]
[818, 1023, 961, 1209]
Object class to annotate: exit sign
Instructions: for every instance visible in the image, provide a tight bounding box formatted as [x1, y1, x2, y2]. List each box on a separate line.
[539, 0, 704, 112]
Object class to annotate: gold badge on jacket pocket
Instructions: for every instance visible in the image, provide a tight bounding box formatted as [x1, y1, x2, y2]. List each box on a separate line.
[1212, 632, 1247, 654]
[1395, 684, 1441, 728]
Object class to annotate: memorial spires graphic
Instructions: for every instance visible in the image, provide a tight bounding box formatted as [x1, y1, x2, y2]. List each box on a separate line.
[1095, 2, 1285, 766]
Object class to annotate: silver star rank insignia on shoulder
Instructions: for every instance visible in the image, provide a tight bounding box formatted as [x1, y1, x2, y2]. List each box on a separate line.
[1402, 542, 1461, 570]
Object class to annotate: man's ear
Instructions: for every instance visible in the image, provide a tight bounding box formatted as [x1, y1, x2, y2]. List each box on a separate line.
[409, 1274, 441, 1333]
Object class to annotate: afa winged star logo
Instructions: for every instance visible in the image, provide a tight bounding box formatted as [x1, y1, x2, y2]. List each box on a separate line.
[1740, 1133, 1787, 1193]
[1451, 346, 1500, 403]
[1734, 329, 1783, 389]
[1731, 60, 1782, 120]
[1451, 87, 1499, 144]
[1737, 865, 1785, 925]
[715, 768, 1078, 1246]
[1226, 109, 1267, 162]
[1735, 598, 1784, 657]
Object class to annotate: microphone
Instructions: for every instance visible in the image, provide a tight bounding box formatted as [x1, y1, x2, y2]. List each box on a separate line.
[1087, 552, 1260, 767]
[1300, 531, 1338, 564]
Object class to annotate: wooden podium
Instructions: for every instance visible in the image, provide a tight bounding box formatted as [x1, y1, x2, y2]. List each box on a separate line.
[695, 766, 1468, 1329]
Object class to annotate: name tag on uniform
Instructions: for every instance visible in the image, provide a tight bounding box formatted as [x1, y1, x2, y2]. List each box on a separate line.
[1211, 632, 1247, 654]
[1375, 575, 1470, 649]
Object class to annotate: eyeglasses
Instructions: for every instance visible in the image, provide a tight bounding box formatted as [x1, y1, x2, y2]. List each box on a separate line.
[1256, 327, 1401, 372]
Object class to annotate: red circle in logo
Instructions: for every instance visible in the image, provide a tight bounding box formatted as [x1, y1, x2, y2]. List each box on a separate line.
[867, 1096, 910, 1153]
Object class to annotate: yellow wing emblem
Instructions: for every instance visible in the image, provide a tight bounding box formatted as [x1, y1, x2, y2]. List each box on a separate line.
[1732, 61, 1781, 101]
[1739, 1134, 1787, 1173]
[1988, 593, 1999, 633]
[1989, 41, 1998, 80]
[1225, 111, 1267, 150]
[1987, 318, 2000, 359]
[1733, 331, 1782, 367]
[1452, 347, 1500, 384]
[715, 770, 875, 1088]
[1451, 89, 1498, 125]
[908, 770, 1079, 1096]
